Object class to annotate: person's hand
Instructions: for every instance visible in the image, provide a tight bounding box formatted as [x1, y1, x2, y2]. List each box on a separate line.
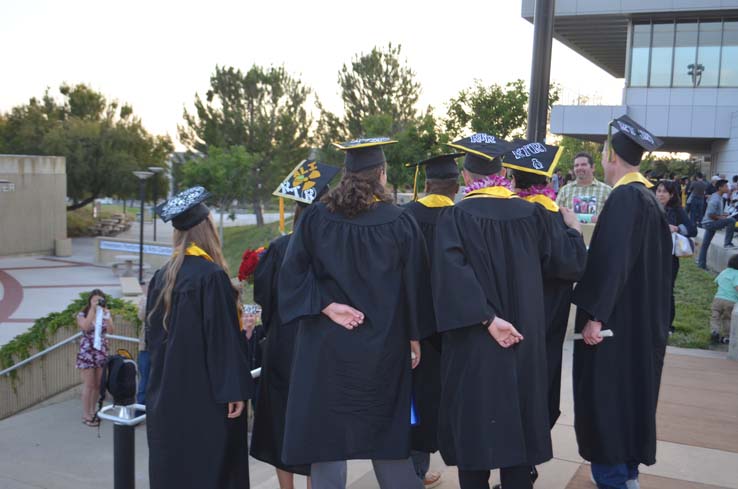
[242, 314, 257, 340]
[591, 214, 599, 223]
[322, 303, 365, 330]
[487, 317, 523, 348]
[91, 295, 100, 307]
[410, 340, 421, 369]
[582, 320, 603, 346]
[227, 401, 244, 419]
[669, 224, 679, 233]
[560, 207, 582, 233]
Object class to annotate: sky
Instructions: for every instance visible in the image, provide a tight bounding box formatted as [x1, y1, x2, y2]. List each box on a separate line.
[1, 0, 624, 149]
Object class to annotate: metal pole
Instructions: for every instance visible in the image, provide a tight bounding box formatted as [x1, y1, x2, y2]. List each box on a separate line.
[139, 179, 145, 285]
[152, 177, 157, 242]
[526, 0, 556, 143]
[113, 423, 135, 489]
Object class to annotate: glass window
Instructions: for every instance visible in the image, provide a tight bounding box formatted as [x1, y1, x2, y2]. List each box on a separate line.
[697, 21, 722, 87]
[630, 24, 651, 87]
[649, 23, 674, 86]
[673, 22, 698, 87]
[721, 21, 738, 87]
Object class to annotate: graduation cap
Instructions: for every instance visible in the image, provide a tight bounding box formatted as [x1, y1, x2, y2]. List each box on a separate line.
[332, 137, 397, 172]
[447, 133, 517, 175]
[405, 153, 462, 200]
[608, 115, 664, 166]
[155, 186, 211, 231]
[272, 159, 340, 206]
[502, 140, 563, 177]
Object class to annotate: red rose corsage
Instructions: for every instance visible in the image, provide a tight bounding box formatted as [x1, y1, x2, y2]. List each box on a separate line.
[238, 246, 266, 282]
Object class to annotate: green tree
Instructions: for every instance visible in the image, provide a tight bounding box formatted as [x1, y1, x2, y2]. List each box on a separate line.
[0, 84, 172, 210]
[179, 65, 312, 225]
[180, 146, 256, 243]
[444, 80, 561, 140]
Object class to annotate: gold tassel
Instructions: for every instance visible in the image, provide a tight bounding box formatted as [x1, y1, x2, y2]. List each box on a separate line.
[412, 164, 420, 201]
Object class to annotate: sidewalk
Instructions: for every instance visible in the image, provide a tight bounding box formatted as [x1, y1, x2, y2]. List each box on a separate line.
[1, 344, 736, 489]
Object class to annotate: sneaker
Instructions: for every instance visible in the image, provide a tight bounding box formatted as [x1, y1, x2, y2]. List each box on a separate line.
[626, 479, 641, 489]
[711, 331, 721, 344]
[423, 471, 442, 489]
[725, 243, 737, 249]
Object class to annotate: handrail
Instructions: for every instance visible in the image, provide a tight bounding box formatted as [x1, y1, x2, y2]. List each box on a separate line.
[0, 333, 139, 377]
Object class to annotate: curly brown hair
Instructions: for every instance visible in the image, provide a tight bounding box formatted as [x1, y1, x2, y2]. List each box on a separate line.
[321, 165, 393, 218]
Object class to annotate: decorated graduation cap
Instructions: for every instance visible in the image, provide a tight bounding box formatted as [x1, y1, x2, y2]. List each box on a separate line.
[332, 137, 397, 172]
[502, 140, 563, 177]
[608, 115, 664, 166]
[405, 153, 462, 200]
[447, 133, 517, 175]
[272, 159, 340, 206]
[155, 186, 211, 231]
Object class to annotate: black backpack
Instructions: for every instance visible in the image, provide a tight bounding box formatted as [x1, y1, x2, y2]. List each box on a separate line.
[98, 349, 138, 408]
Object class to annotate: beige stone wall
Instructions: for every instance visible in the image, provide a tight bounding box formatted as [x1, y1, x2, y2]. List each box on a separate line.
[0, 155, 67, 255]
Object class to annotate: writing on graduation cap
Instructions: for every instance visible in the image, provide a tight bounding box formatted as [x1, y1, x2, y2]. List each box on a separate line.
[470, 133, 497, 144]
[615, 120, 655, 145]
[510, 142, 547, 160]
[277, 161, 321, 201]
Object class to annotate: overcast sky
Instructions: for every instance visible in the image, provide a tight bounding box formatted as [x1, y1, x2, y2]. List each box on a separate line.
[1, 0, 624, 148]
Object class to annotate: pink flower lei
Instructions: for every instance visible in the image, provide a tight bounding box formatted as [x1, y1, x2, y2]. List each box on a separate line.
[463, 174, 512, 194]
[516, 184, 556, 200]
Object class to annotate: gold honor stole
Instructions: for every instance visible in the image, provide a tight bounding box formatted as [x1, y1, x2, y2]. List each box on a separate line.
[417, 194, 455, 208]
[522, 194, 559, 212]
[464, 187, 519, 200]
[613, 172, 654, 189]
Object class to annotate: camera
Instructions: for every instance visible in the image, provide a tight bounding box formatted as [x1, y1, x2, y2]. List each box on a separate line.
[97, 297, 107, 308]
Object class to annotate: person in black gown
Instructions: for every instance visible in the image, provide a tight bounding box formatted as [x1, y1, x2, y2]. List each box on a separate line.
[277, 138, 431, 489]
[403, 154, 463, 488]
[572, 116, 672, 489]
[433, 135, 585, 489]
[250, 159, 339, 489]
[146, 186, 254, 489]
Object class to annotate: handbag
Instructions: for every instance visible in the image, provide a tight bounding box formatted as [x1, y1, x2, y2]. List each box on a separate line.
[672, 233, 695, 257]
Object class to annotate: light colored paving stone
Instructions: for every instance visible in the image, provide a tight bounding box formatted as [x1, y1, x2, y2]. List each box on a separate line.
[642, 440, 738, 489]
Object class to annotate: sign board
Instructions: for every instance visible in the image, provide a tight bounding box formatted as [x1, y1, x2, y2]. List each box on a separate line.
[0, 179, 15, 192]
[100, 240, 172, 256]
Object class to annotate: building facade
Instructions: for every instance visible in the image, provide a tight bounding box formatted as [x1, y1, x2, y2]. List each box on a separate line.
[522, 0, 738, 175]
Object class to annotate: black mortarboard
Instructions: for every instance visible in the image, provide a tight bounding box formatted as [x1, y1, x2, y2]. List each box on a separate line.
[405, 153, 462, 200]
[448, 134, 517, 175]
[273, 159, 340, 206]
[608, 115, 663, 166]
[333, 137, 397, 172]
[155, 186, 211, 231]
[502, 140, 563, 177]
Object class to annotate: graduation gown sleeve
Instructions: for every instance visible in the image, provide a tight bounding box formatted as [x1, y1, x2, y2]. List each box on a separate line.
[396, 211, 433, 340]
[203, 270, 253, 404]
[540, 210, 588, 283]
[253, 240, 284, 334]
[432, 207, 497, 332]
[572, 187, 645, 326]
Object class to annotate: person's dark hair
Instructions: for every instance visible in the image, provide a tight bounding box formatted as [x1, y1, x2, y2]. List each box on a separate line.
[425, 178, 459, 198]
[732, 175, 738, 184]
[512, 170, 547, 189]
[656, 180, 680, 209]
[728, 254, 738, 270]
[717, 179, 729, 190]
[573, 152, 594, 167]
[82, 289, 106, 317]
[322, 165, 392, 218]
[669, 172, 676, 180]
[696, 172, 704, 179]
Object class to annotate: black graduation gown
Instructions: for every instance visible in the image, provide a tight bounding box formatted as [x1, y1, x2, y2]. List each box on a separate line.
[432, 192, 585, 471]
[572, 181, 672, 466]
[146, 256, 254, 489]
[277, 201, 432, 464]
[402, 199, 448, 454]
[249, 234, 310, 476]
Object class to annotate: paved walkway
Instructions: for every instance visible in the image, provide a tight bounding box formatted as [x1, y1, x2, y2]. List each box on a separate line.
[1, 344, 735, 489]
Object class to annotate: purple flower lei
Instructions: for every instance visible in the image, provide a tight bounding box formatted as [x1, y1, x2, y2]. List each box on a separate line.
[516, 184, 557, 200]
[463, 174, 512, 194]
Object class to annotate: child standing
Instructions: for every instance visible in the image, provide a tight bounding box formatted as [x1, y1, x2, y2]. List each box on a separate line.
[711, 254, 738, 344]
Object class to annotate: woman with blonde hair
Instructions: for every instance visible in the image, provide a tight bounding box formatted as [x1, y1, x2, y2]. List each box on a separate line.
[145, 186, 254, 489]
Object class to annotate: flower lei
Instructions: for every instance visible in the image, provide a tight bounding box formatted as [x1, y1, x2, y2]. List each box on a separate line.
[463, 174, 512, 194]
[516, 184, 556, 200]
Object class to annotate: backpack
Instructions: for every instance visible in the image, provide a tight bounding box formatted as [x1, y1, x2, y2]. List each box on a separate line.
[98, 349, 138, 409]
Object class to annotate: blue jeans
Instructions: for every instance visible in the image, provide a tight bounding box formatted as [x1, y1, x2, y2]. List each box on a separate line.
[410, 450, 429, 480]
[697, 218, 736, 268]
[690, 198, 705, 227]
[591, 463, 639, 489]
[136, 351, 150, 405]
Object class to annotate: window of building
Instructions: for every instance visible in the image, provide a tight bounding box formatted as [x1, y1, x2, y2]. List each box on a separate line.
[697, 21, 722, 87]
[630, 23, 651, 87]
[721, 21, 738, 87]
[672, 22, 699, 87]
[650, 23, 675, 86]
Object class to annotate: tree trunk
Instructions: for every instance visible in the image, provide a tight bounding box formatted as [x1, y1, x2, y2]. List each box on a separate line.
[123, 199, 127, 214]
[393, 186, 398, 203]
[254, 198, 264, 227]
[219, 207, 225, 245]
[66, 194, 98, 211]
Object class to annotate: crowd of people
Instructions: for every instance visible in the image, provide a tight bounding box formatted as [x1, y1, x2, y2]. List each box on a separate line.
[79, 115, 679, 489]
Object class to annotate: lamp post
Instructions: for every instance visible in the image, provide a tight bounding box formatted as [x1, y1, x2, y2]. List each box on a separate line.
[133, 171, 154, 284]
[148, 166, 164, 242]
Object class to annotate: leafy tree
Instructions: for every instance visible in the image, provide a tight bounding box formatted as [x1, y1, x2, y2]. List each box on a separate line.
[0, 84, 172, 210]
[179, 65, 312, 225]
[444, 80, 561, 140]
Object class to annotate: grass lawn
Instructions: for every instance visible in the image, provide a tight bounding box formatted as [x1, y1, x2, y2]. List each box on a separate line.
[671, 258, 716, 349]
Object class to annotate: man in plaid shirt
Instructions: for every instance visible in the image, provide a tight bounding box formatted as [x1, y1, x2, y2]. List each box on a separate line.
[556, 152, 612, 223]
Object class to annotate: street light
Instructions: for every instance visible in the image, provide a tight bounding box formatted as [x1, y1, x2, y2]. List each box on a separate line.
[132, 171, 154, 284]
[148, 166, 164, 241]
